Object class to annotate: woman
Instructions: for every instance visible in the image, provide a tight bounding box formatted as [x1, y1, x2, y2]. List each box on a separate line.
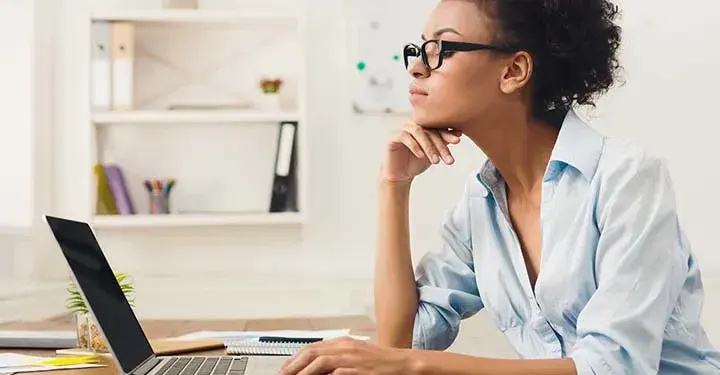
[279, 0, 720, 374]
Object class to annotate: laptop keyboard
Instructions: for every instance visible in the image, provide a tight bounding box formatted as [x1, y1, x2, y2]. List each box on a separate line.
[139, 357, 249, 375]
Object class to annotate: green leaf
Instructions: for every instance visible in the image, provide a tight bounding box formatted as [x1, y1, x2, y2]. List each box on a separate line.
[65, 271, 136, 314]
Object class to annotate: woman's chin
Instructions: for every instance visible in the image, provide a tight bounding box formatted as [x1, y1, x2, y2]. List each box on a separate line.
[412, 110, 454, 129]
[411, 107, 435, 126]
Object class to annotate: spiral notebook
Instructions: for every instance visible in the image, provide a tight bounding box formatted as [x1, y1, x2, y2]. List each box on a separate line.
[225, 336, 323, 356]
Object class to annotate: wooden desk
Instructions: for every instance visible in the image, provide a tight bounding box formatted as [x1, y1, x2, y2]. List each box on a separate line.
[0, 314, 375, 375]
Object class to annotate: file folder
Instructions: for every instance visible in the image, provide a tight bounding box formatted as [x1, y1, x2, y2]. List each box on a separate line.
[90, 21, 111, 111]
[110, 22, 134, 110]
[270, 121, 298, 212]
[104, 164, 136, 215]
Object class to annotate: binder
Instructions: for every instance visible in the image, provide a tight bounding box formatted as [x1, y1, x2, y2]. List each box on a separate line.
[110, 22, 135, 111]
[269, 121, 298, 213]
[93, 164, 118, 215]
[90, 21, 111, 111]
[103, 164, 136, 215]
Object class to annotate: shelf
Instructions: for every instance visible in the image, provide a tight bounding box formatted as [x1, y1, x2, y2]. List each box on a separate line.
[90, 9, 301, 24]
[91, 212, 305, 228]
[92, 110, 301, 125]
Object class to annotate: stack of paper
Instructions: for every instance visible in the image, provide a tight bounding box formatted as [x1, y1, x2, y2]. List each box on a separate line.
[0, 353, 104, 374]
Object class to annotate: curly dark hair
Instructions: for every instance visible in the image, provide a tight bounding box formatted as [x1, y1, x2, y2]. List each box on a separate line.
[475, 0, 623, 125]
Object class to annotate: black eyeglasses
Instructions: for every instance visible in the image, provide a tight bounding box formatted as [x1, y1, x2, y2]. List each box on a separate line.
[403, 39, 518, 70]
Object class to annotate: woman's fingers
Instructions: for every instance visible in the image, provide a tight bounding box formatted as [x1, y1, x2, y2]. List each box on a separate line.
[439, 129, 461, 145]
[406, 125, 441, 164]
[399, 122, 461, 165]
[428, 131, 454, 164]
[397, 130, 425, 159]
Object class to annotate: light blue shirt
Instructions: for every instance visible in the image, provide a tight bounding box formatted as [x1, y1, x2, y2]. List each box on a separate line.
[411, 109, 720, 374]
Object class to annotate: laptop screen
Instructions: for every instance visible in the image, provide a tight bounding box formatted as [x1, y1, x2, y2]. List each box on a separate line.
[45, 215, 153, 373]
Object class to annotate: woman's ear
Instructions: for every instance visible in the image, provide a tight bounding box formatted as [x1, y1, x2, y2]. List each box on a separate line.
[499, 51, 533, 95]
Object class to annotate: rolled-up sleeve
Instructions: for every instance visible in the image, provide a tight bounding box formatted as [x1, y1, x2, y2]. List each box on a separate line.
[411, 191, 484, 351]
[571, 156, 688, 374]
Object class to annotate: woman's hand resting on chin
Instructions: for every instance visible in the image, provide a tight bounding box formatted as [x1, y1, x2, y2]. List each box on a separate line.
[276, 337, 417, 375]
[380, 121, 462, 184]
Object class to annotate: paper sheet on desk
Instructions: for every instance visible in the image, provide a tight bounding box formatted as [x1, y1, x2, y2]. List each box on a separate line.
[172, 329, 369, 341]
[0, 353, 103, 374]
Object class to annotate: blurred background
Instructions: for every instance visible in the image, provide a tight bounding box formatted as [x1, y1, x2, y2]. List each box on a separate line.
[0, 0, 718, 356]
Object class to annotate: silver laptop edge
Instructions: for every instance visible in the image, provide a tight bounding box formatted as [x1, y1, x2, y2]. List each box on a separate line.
[43, 215, 160, 375]
[43, 215, 286, 375]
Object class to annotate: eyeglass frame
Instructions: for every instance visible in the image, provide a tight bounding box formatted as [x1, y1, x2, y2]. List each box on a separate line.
[403, 39, 519, 71]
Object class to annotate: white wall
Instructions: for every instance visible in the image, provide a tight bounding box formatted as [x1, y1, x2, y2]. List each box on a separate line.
[0, 1, 34, 232]
[2, 0, 720, 346]
[0, 0, 56, 291]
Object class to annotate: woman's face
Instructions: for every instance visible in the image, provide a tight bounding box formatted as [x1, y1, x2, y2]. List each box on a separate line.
[408, 1, 512, 129]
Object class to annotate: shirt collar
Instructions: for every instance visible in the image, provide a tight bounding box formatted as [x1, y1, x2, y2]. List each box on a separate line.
[473, 109, 604, 197]
[545, 109, 604, 182]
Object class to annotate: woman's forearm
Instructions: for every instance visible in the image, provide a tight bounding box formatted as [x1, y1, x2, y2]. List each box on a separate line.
[409, 351, 577, 375]
[374, 180, 419, 348]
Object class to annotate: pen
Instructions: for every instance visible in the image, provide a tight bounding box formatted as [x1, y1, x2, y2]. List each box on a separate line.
[164, 178, 175, 195]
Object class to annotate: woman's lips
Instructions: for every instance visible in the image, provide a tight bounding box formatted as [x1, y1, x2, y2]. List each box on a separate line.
[409, 86, 428, 106]
[409, 84, 428, 96]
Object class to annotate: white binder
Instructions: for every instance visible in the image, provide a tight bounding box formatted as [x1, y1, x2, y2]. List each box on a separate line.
[110, 22, 135, 110]
[90, 21, 111, 111]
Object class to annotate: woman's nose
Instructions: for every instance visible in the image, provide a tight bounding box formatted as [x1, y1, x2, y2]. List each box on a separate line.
[407, 58, 429, 79]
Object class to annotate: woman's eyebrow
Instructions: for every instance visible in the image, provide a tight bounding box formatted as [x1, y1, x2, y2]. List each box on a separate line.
[421, 27, 462, 40]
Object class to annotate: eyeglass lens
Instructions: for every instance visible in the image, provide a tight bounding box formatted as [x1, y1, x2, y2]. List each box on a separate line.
[403, 41, 442, 70]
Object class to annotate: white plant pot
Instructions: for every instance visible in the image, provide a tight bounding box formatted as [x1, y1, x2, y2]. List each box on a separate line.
[163, 0, 198, 8]
[256, 94, 282, 111]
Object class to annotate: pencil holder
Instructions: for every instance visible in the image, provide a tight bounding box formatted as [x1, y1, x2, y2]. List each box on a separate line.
[149, 191, 170, 214]
[75, 312, 108, 353]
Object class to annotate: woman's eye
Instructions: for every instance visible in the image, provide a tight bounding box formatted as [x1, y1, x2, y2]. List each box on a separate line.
[442, 51, 456, 58]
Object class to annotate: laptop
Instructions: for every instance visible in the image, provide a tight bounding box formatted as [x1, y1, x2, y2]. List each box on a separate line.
[44, 215, 287, 375]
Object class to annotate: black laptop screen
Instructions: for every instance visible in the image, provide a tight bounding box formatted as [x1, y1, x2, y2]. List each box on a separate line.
[45, 216, 153, 373]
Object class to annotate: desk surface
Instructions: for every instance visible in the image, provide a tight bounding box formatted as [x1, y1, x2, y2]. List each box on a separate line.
[0, 314, 375, 375]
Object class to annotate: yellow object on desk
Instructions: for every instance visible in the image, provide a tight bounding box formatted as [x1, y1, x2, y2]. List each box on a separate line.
[32, 355, 100, 366]
[0, 353, 104, 374]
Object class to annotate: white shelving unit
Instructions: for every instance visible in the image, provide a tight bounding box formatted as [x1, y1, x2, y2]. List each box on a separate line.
[92, 110, 302, 125]
[92, 212, 306, 228]
[90, 9, 299, 24]
[77, 8, 308, 228]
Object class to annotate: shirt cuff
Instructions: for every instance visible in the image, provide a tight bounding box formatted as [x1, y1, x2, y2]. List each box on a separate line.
[571, 347, 616, 375]
[411, 312, 428, 350]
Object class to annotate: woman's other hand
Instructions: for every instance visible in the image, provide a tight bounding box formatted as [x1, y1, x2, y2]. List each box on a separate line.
[380, 121, 462, 184]
[276, 337, 418, 375]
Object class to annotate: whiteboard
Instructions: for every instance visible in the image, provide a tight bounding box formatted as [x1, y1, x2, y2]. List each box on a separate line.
[345, 0, 437, 114]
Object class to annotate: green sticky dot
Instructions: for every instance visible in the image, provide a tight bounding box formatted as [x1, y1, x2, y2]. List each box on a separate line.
[392, 54, 399, 61]
[356, 61, 366, 71]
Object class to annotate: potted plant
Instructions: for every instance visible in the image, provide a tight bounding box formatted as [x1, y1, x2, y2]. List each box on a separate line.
[66, 272, 136, 353]
[257, 77, 284, 110]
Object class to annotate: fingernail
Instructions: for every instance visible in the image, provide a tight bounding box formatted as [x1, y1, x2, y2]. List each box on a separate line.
[444, 155, 454, 164]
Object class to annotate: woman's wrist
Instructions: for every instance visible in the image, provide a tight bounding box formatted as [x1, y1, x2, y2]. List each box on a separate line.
[404, 349, 429, 375]
[378, 177, 413, 193]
